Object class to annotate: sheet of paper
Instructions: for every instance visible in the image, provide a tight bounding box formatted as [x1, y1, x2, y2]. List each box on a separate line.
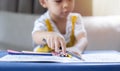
[0, 54, 82, 63]
[82, 53, 120, 62]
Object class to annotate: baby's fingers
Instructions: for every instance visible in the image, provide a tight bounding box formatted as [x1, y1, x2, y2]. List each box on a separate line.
[54, 38, 60, 53]
[59, 39, 66, 55]
[46, 37, 54, 49]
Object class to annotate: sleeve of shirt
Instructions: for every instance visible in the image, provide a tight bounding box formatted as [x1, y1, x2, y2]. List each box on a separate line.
[32, 18, 48, 48]
[32, 18, 47, 34]
[74, 14, 87, 37]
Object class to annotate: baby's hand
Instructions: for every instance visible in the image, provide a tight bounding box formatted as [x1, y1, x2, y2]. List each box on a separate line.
[52, 51, 68, 57]
[45, 32, 66, 54]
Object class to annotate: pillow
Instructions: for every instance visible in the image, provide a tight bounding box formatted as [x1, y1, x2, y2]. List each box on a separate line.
[83, 16, 120, 51]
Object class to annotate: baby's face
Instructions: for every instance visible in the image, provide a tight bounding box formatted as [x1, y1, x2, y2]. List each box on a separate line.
[46, 0, 75, 18]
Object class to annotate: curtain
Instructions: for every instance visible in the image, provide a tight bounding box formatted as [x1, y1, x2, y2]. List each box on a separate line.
[0, 0, 46, 14]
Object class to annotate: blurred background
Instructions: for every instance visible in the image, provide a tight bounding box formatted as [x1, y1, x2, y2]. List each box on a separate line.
[0, 0, 120, 51]
[74, 0, 120, 16]
[0, 0, 46, 14]
[0, 0, 120, 16]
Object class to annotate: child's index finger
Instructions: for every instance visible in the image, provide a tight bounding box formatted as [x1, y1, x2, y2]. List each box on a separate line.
[59, 40, 66, 55]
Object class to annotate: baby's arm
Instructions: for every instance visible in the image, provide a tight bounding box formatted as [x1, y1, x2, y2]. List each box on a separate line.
[32, 31, 66, 54]
[75, 32, 88, 54]
[67, 14, 88, 55]
[67, 32, 88, 55]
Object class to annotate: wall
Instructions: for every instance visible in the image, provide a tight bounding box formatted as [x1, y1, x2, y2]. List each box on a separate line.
[93, 0, 120, 16]
[74, 0, 120, 16]
[74, 0, 92, 16]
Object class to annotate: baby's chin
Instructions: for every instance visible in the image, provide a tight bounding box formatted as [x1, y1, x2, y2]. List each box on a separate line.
[59, 13, 69, 18]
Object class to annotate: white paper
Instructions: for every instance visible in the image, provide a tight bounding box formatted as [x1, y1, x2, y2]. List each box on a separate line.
[0, 55, 82, 63]
[82, 53, 120, 62]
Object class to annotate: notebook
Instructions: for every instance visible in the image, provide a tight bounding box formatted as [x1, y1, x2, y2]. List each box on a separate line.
[0, 50, 83, 63]
[0, 54, 82, 63]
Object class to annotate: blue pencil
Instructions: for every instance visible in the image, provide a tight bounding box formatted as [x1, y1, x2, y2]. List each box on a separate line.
[7, 50, 52, 56]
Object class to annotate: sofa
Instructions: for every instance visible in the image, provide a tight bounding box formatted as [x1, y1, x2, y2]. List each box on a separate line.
[0, 11, 120, 51]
